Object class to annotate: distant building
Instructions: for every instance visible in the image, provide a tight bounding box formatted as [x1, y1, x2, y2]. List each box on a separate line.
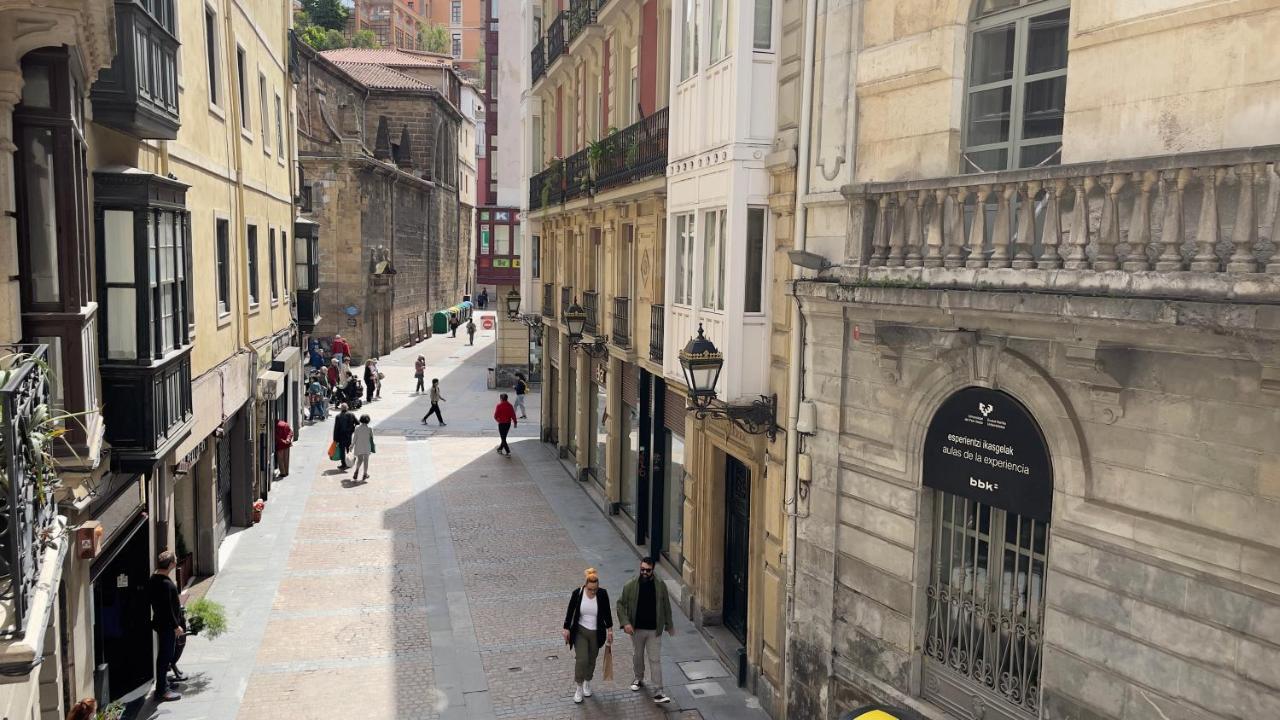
[351, 0, 428, 51]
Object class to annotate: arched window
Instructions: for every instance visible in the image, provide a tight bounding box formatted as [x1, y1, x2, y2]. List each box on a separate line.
[962, 0, 1069, 173]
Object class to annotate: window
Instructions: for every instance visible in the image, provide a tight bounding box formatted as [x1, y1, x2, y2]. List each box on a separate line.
[619, 224, 633, 299]
[963, 0, 1069, 172]
[744, 208, 766, 313]
[268, 227, 278, 302]
[274, 93, 283, 157]
[663, 430, 686, 568]
[701, 209, 725, 311]
[451, 0, 462, 24]
[452, 33, 463, 58]
[204, 6, 219, 105]
[246, 224, 259, 305]
[680, 0, 700, 81]
[674, 213, 695, 305]
[236, 46, 249, 130]
[753, 0, 773, 50]
[216, 219, 230, 314]
[281, 231, 288, 294]
[710, 0, 727, 63]
[532, 235, 541, 278]
[259, 73, 269, 150]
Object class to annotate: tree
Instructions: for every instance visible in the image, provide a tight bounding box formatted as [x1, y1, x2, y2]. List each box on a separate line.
[419, 23, 449, 54]
[302, 0, 349, 31]
[351, 29, 380, 49]
[301, 24, 349, 51]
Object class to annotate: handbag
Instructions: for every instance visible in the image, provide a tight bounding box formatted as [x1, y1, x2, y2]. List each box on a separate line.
[328, 440, 340, 460]
[602, 642, 614, 682]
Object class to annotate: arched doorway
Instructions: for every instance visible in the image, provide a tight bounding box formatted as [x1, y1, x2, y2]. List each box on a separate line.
[920, 387, 1052, 719]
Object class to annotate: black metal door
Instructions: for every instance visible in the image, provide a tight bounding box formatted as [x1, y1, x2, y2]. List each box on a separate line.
[723, 455, 750, 643]
[216, 432, 232, 535]
[91, 519, 153, 702]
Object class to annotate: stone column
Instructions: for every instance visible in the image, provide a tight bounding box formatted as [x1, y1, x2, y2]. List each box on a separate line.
[0, 65, 23, 344]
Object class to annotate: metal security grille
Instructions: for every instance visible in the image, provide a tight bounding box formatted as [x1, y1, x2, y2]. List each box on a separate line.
[923, 492, 1048, 718]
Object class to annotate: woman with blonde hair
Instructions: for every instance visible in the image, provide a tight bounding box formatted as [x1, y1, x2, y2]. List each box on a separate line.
[66, 698, 96, 720]
[561, 567, 613, 703]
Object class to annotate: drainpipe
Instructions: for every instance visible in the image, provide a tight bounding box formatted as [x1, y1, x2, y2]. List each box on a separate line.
[783, 0, 821, 712]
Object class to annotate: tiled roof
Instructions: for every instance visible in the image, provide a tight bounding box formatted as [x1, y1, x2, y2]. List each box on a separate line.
[320, 48, 453, 69]
[333, 61, 433, 91]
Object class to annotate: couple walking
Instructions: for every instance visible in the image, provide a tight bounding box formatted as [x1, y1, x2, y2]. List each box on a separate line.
[332, 404, 376, 482]
[561, 557, 675, 705]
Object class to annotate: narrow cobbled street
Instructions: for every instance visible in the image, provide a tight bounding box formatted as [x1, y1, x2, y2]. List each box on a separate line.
[145, 314, 768, 720]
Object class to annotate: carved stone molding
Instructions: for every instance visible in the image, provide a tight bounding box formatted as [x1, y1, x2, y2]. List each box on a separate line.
[1055, 341, 1130, 424]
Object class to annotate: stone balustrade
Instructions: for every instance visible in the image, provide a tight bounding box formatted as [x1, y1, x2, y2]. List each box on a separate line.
[842, 147, 1280, 301]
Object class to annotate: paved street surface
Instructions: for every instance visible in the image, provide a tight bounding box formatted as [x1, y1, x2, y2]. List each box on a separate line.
[144, 314, 768, 720]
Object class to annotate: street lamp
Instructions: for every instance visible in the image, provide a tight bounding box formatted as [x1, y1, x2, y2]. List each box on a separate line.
[678, 324, 779, 440]
[502, 287, 545, 343]
[505, 288, 522, 319]
[564, 297, 609, 357]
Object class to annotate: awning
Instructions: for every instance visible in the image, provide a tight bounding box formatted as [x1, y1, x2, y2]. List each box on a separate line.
[256, 370, 286, 400]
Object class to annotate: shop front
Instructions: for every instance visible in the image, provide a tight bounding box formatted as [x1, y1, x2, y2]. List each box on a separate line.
[589, 358, 607, 489]
[87, 474, 151, 704]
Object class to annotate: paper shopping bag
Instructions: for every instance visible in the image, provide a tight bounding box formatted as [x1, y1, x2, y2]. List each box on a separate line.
[328, 440, 339, 460]
[602, 643, 614, 682]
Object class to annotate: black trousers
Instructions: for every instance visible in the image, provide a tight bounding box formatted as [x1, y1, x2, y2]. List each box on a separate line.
[498, 423, 511, 453]
[365, 381, 375, 402]
[154, 627, 176, 696]
[423, 403, 444, 423]
[415, 376, 424, 393]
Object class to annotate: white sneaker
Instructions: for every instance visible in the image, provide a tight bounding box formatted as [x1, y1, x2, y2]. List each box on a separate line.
[582, 681, 592, 697]
[573, 687, 583, 704]
[630, 679, 643, 692]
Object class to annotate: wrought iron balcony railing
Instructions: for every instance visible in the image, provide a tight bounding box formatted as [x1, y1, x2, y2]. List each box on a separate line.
[568, 0, 599, 42]
[529, 109, 669, 211]
[561, 286, 573, 319]
[612, 296, 631, 349]
[582, 291, 599, 334]
[649, 304, 664, 362]
[848, 146, 1280, 296]
[543, 283, 555, 318]
[531, 37, 546, 83]
[546, 11, 568, 67]
[0, 345, 61, 637]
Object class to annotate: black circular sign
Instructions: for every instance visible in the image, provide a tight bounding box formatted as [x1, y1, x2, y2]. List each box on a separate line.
[922, 387, 1053, 522]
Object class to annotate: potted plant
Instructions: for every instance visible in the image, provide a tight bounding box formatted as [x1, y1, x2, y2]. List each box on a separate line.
[585, 128, 617, 180]
[252, 499, 265, 523]
[95, 701, 125, 720]
[540, 156, 563, 208]
[184, 597, 228, 639]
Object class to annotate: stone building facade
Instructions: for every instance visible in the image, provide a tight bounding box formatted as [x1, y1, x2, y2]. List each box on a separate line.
[782, 1, 1280, 720]
[295, 43, 469, 358]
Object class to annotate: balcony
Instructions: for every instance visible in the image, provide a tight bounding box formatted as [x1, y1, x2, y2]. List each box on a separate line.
[543, 283, 555, 318]
[582, 291, 599, 334]
[568, 0, 599, 44]
[612, 297, 631, 349]
[0, 345, 63, 636]
[90, 0, 181, 140]
[295, 218, 321, 331]
[649, 304, 664, 362]
[531, 37, 546, 83]
[100, 351, 193, 472]
[529, 109, 669, 212]
[845, 146, 1280, 298]
[561, 286, 573, 320]
[546, 11, 568, 68]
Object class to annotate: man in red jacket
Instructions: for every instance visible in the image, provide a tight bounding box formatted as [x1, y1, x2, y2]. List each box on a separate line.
[494, 393, 517, 456]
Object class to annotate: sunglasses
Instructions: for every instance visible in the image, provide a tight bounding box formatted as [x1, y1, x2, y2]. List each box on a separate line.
[639, 567, 654, 574]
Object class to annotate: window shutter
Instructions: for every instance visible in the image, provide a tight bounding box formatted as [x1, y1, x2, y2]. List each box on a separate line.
[622, 362, 639, 406]
[665, 384, 686, 436]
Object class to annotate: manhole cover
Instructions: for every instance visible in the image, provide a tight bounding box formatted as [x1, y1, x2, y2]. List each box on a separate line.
[678, 660, 730, 681]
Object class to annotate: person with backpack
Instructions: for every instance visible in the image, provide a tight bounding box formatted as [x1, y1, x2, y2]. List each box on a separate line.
[466, 318, 477, 346]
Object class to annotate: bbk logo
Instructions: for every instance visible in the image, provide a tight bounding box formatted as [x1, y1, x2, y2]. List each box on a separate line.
[970, 476, 998, 492]
[978, 402, 994, 418]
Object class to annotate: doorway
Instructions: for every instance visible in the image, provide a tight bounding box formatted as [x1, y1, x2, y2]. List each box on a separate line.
[723, 455, 751, 643]
[91, 518, 153, 703]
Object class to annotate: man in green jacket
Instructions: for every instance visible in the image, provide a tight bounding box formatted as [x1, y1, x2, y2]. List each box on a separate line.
[615, 556, 675, 704]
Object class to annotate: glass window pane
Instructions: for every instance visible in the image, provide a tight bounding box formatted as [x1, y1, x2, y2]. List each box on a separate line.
[966, 86, 1012, 146]
[160, 212, 175, 282]
[21, 63, 52, 107]
[716, 211, 726, 311]
[976, 0, 1020, 17]
[702, 211, 717, 309]
[1022, 75, 1066, 139]
[745, 208, 765, 313]
[675, 215, 687, 305]
[620, 403, 638, 516]
[970, 24, 1015, 85]
[1018, 142, 1061, 169]
[710, 0, 725, 62]
[754, 0, 772, 49]
[147, 213, 157, 285]
[1026, 9, 1069, 75]
[964, 148, 1008, 173]
[496, 224, 511, 254]
[104, 210, 135, 284]
[22, 128, 60, 302]
[664, 431, 685, 567]
[106, 288, 137, 360]
[35, 335, 64, 412]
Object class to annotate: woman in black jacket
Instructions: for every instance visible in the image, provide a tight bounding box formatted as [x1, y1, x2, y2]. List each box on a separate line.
[562, 568, 613, 704]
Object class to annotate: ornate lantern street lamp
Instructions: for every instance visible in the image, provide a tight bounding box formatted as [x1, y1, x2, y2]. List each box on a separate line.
[678, 324, 779, 440]
[563, 297, 608, 357]
[503, 287, 545, 343]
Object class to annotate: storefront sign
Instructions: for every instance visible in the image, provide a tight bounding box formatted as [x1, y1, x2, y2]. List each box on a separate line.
[922, 387, 1052, 521]
[595, 361, 608, 386]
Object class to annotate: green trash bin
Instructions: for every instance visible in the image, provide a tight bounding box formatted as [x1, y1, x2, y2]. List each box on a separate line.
[432, 311, 451, 334]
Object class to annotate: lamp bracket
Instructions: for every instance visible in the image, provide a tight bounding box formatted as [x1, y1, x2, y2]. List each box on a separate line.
[573, 336, 610, 358]
[688, 394, 780, 441]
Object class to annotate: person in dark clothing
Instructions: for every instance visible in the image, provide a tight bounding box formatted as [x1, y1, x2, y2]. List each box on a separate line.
[513, 373, 529, 419]
[615, 556, 675, 704]
[363, 360, 377, 403]
[333, 404, 357, 469]
[147, 551, 184, 703]
[466, 319, 477, 346]
[341, 371, 361, 407]
[421, 379, 446, 425]
[494, 394, 517, 455]
[449, 316, 460, 338]
[562, 568, 613, 704]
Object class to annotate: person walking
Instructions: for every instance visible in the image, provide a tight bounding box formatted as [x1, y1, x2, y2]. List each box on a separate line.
[478, 288, 488, 309]
[147, 550, 185, 703]
[494, 393, 517, 455]
[330, 334, 351, 369]
[616, 556, 675, 704]
[307, 338, 325, 371]
[466, 318, 477, 346]
[562, 568, 613, 704]
[333, 403, 357, 470]
[363, 360, 378, 403]
[372, 358, 384, 399]
[421, 379, 446, 425]
[449, 315, 460, 338]
[351, 414, 374, 482]
[308, 373, 328, 422]
[275, 419, 293, 479]
[513, 372, 529, 419]
[414, 356, 426, 394]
